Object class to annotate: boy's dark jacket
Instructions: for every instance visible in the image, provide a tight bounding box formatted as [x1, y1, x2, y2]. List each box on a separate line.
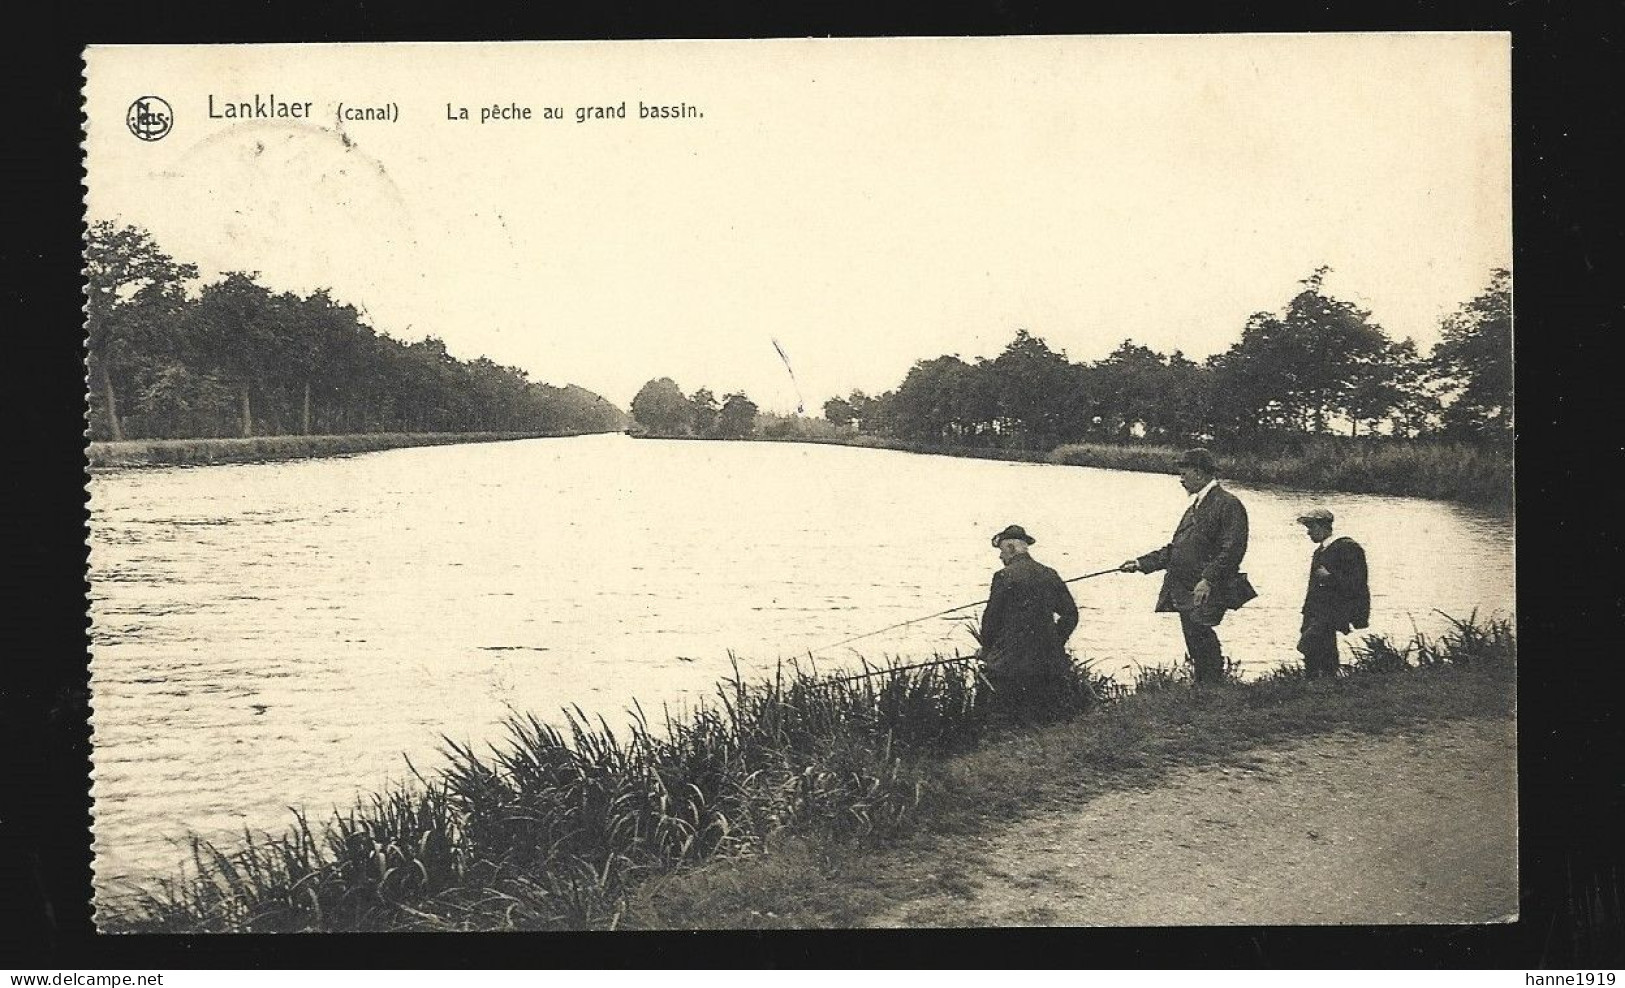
[1302, 535, 1371, 632]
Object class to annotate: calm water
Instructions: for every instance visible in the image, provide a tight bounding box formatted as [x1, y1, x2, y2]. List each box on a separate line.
[88, 434, 1514, 895]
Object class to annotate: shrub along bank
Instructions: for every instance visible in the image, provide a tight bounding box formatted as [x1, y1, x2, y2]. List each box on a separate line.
[1048, 439, 1512, 508]
[103, 616, 1515, 933]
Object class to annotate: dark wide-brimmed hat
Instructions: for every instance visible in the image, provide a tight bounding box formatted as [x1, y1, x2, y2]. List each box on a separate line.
[991, 524, 1036, 547]
[1176, 447, 1216, 472]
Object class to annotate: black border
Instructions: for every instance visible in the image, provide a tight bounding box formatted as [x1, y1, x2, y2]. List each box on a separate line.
[6, 0, 1621, 969]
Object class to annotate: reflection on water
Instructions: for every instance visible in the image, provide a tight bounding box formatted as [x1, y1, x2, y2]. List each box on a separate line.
[88, 433, 1513, 893]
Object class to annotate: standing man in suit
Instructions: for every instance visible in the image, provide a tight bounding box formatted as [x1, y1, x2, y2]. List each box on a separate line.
[981, 524, 1079, 717]
[1295, 507, 1371, 678]
[1119, 448, 1255, 684]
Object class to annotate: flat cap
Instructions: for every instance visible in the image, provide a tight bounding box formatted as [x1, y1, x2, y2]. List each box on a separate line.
[1296, 507, 1335, 524]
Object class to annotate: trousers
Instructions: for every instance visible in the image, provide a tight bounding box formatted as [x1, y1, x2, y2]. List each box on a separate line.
[1179, 611, 1225, 684]
[1297, 618, 1341, 678]
[982, 665, 1072, 721]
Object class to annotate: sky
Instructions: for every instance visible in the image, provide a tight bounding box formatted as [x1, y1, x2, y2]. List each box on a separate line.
[86, 35, 1511, 413]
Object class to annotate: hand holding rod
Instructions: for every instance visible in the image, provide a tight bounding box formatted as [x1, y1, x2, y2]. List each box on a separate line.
[806, 566, 1122, 656]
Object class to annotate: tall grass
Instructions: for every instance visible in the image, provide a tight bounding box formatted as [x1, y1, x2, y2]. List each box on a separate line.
[87, 431, 593, 470]
[109, 654, 1095, 932]
[104, 617, 1511, 933]
[1350, 611, 1517, 673]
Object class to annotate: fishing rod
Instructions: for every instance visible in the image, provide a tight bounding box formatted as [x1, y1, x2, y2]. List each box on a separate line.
[806, 566, 1122, 657]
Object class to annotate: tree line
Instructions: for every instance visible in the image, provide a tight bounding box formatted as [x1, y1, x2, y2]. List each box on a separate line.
[628, 378, 760, 439]
[821, 267, 1511, 451]
[86, 222, 627, 441]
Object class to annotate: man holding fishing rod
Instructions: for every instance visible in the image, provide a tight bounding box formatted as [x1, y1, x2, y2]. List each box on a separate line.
[978, 524, 1080, 718]
[1119, 447, 1256, 685]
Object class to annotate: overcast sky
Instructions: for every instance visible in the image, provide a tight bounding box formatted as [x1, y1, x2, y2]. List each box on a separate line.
[87, 35, 1510, 412]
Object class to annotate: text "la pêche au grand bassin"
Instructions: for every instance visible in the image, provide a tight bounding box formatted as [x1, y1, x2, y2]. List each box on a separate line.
[447, 100, 703, 123]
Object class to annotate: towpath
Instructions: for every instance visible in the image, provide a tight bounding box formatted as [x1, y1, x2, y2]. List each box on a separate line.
[865, 716, 1517, 926]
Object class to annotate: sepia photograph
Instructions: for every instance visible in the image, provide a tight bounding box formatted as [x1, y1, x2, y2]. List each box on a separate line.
[81, 35, 1515, 933]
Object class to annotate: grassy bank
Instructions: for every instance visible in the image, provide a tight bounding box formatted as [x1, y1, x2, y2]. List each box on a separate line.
[87, 431, 603, 469]
[101, 615, 1513, 933]
[623, 619, 1516, 928]
[751, 432, 1511, 509]
[1050, 439, 1512, 508]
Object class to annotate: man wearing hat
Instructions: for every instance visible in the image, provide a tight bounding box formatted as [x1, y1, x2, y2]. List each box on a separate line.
[1296, 507, 1370, 678]
[980, 524, 1080, 715]
[1119, 448, 1255, 684]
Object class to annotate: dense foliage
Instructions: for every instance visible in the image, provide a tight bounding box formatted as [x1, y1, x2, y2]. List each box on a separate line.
[821, 267, 1512, 451]
[85, 222, 627, 441]
[630, 378, 759, 439]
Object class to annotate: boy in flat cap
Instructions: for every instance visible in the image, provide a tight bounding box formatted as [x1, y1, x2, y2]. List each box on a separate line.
[1295, 507, 1370, 678]
[980, 524, 1079, 717]
[1119, 448, 1255, 684]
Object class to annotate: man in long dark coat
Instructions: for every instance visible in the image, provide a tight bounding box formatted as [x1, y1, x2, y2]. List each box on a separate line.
[1119, 448, 1254, 684]
[980, 524, 1079, 714]
[1295, 507, 1370, 678]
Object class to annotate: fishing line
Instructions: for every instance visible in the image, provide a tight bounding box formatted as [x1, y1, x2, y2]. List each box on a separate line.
[806, 566, 1122, 656]
[823, 655, 982, 686]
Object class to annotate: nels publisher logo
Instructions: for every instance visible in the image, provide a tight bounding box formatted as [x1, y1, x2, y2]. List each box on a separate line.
[126, 96, 173, 141]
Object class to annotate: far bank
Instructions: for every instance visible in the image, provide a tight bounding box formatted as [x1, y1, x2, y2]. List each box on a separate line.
[738, 428, 1513, 511]
[87, 430, 616, 470]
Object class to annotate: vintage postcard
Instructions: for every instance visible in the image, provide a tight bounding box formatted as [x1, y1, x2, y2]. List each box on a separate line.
[84, 36, 1514, 932]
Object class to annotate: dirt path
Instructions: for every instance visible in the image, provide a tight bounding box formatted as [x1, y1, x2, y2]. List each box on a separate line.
[867, 717, 1518, 927]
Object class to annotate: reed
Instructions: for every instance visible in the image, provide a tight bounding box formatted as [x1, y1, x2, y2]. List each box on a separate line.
[107, 654, 1089, 932]
[102, 616, 1512, 933]
[1349, 612, 1516, 675]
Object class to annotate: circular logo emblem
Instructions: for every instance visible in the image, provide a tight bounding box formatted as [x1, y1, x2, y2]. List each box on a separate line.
[126, 96, 173, 141]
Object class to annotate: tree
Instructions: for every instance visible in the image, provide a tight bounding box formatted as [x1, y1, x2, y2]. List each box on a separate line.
[690, 387, 720, 437]
[134, 363, 235, 438]
[542, 383, 628, 433]
[84, 222, 199, 440]
[988, 330, 1073, 447]
[283, 288, 366, 434]
[845, 390, 876, 431]
[630, 377, 693, 436]
[1158, 350, 1213, 441]
[1338, 337, 1432, 437]
[885, 355, 980, 441]
[715, 392, 759, 439]
[1376, 338, 1442, 438]
[187, 272, 287, 436]
[822, 395, 855, 429]
[1432, 268, 1512, 442]
[1091, 340, 1169, 438]
[1209, 267, 1394, 436]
